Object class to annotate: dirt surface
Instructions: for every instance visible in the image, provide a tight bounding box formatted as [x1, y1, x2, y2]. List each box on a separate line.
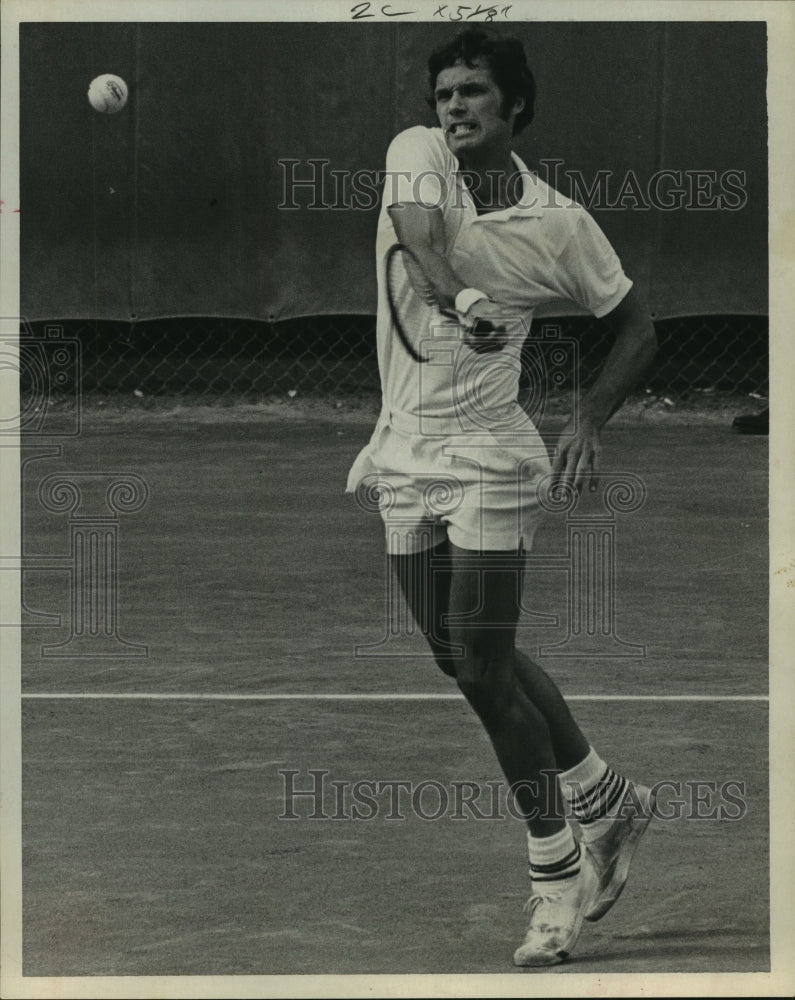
[16, 415, 771, 981]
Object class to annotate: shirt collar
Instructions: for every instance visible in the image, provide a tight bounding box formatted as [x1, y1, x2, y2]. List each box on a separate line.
[455, 149, 545, 220]
[508, 151, 546, 218]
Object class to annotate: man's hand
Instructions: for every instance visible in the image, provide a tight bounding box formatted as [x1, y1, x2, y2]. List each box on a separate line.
[462, 299, 508, 353]
[551, 416, 602, 494]
[550, 288, 657, 495]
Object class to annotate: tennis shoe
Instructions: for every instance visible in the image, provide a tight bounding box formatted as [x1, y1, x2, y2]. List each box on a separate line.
[582, 782, 656, 922]
[512, 853, 598, 967]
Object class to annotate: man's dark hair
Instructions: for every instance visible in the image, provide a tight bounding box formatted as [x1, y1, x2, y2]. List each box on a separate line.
[427, 28, 536, 135]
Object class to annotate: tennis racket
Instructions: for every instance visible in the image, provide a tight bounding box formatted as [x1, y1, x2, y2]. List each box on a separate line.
[384, 242, 499, 364]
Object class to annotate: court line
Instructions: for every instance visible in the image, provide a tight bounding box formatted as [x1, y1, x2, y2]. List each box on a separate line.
[20, 692, 768, 702]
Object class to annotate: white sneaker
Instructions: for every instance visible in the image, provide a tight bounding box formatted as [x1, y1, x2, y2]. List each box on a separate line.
[583, 782, 656, 922]
[512, 854, 598, 967]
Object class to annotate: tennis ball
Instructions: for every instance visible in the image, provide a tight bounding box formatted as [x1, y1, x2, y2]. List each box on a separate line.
[87, 74, 129, 114]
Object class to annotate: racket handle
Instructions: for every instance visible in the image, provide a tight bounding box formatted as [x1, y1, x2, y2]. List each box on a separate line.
[441, 307, 497, 335]
[469, 317, 497, 336]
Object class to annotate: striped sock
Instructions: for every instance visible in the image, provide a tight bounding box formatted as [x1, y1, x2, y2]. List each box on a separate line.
[559, 747, 629, 841]
[526, 823, 581, 884]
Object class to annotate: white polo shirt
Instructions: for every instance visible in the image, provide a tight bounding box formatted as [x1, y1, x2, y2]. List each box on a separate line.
[372, 125, 632, 426]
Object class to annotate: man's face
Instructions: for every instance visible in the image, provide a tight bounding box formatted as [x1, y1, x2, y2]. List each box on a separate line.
[434, 59, 522, 160]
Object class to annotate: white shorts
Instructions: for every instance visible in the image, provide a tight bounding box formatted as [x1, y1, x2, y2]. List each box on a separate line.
[347, 409, 552, 555]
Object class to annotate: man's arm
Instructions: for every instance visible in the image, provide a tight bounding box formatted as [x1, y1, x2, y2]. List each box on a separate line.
[387, 203, 461, 310]
[387, 203, 508, 347]
[552, 286, 657, 492]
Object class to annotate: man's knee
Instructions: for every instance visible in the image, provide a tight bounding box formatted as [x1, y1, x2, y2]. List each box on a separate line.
[453, 640, 514, 716]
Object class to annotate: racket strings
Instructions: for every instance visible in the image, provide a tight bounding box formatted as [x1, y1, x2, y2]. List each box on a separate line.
[384, 242, 500, 363]
[385, 242, 434, 363]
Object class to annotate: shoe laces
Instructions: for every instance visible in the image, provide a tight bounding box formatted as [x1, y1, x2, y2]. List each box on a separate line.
[522, 880, 575, 926]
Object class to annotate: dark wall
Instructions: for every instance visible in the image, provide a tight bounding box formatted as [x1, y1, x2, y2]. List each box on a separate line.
[20, 20, 767, 322]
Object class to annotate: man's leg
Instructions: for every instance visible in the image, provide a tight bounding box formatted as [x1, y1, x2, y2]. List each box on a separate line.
[442, 541, 597, 966]
[393, 539, 565, 830]
[390, 539, 457, 678]
[511, 648, 589, 770]
[392, 540, 648, 954]
[444, 543, 565, 836]
[510, 573, 656, 923]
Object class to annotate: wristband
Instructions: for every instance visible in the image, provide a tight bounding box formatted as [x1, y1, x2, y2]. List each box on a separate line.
[454, 288, 489, 316]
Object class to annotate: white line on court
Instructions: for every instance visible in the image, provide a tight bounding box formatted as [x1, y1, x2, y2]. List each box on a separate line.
[20, 692, 768, 702]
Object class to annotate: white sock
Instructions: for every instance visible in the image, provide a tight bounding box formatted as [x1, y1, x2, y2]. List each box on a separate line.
[526, 823, 581, 883]
[559, 747, 629, 841]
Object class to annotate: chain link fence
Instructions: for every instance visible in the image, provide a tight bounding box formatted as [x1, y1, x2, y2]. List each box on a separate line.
[21, 314, 768, 412]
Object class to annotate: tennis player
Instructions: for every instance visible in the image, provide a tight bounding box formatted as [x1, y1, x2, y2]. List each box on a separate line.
[347, 28, 658, 967]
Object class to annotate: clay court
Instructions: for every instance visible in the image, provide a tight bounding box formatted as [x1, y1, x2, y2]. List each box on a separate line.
[18, 408, 769, 978]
